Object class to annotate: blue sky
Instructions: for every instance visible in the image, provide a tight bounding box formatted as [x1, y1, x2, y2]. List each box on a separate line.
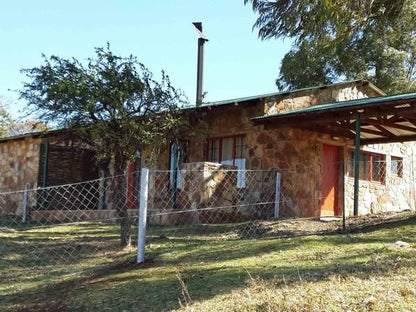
[0, 0, 291, 118]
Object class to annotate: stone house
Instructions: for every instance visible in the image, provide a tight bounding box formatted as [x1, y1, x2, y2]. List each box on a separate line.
[0, 130, 99, 193]
[1, 79, 416, 221]
[156, 79, 416, 218]
[0, 130, 101, 218]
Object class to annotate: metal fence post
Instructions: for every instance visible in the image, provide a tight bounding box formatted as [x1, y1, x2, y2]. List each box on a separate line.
[137, 167, 149, 263]
[274, 172, 281, 218]
[22, 183, 30, 223]
[340, 160, 346, 233]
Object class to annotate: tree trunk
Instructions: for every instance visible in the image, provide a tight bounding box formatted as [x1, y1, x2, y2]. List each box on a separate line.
[113, 152, 131, 249]
[119, 205, 132, 248]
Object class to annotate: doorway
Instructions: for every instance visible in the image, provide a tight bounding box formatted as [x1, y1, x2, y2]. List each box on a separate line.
[321, 144, 341, 216]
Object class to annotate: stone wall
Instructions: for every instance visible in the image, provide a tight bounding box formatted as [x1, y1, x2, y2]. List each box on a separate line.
[174, 82, 413, 218]
[0, 133, 103, 219]
[181, 102, 342, 217]
[0, 136, 42, 192]
[179, 162, 238, 224]
[147, 161, 277, 225]
[264, 82, 381, 115]
[2, 82, 412, 221]
[344, 142, 416, 216]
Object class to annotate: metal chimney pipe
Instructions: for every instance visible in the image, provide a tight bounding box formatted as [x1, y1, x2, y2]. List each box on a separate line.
[193, 22, 208, 106]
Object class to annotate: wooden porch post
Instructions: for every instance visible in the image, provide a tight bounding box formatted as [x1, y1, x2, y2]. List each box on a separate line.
[353, 114, 361, 216]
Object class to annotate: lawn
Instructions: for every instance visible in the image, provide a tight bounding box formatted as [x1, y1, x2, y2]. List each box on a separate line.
[1, 213, 415, 312]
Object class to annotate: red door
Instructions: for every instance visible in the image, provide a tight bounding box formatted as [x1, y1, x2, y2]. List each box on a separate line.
[321, 145, 340, 216]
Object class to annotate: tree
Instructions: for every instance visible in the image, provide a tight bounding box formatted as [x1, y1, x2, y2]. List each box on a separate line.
[1, 98, 48, 138]
[9, 119, 48, 135]
[245, 0, 416, 93]
[0, 104, 12, 138]
[21, 45, 187, 248]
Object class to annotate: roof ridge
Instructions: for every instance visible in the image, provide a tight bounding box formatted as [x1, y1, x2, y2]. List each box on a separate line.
[195, 79, 381, 109]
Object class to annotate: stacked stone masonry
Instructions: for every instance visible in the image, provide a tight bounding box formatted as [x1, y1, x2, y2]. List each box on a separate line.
[1, 81, 415, 222]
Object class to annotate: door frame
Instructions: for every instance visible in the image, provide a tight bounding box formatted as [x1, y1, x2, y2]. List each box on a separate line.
[321, 144, 342, 216]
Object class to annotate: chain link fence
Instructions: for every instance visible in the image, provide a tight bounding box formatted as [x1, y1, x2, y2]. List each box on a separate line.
[0, 173, 140, 284]
[1, 161, 415, 282]
[144, 168, 279, 240]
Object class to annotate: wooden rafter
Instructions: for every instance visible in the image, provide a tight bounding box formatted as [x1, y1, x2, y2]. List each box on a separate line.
[362, 134, 416, 145]
[254, 94, 416, 145]
[401, 115, 416, 127]
[361, 118, 398, 138]
[373, 117, 416, 133]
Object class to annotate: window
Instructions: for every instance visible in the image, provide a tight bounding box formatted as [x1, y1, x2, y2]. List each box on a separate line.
[391, 156, 403, 177]
[169, 140, 189, 189]
[349, 151, 385, 182]
[206, 135, 246, 165]
[206, 135, 247, 187]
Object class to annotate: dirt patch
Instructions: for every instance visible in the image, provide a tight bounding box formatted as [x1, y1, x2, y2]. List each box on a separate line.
[266, 210, 415, 237]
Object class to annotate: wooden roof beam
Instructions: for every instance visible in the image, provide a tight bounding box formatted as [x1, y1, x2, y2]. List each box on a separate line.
[400, 115, 416, 127]
[360, 119, 399, 138]
[255, 105, 416, 128]
[364, 117, 416, 134]
[362, 134, 416, 145]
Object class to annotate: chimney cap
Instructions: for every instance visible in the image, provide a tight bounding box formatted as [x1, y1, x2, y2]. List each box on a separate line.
[192, 22, 208, 41]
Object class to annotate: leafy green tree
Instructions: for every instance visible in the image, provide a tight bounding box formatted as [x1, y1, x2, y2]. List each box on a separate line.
[21, 45, 187, 247]
[245, 0, 416, 93]
[0, 104, 11, 138]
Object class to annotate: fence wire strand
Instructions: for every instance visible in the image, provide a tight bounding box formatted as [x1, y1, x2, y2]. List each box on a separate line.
[0, 161, 415, 282]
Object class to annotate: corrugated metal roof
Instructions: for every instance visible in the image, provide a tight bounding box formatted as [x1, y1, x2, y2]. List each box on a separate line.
[0, 79, 385, 142]
[0, 129, 64, 143]
[184, 79, 382, 110]
[252, 91, 416, 121]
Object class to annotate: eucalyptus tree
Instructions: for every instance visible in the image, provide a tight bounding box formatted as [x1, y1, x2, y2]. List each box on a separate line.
[245, 0, 416, 93]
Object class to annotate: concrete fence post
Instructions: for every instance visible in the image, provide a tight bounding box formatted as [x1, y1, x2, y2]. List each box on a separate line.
[137, 167, 149, 263]
[274, 172, 281, 218]
[22, 183, 30, 223]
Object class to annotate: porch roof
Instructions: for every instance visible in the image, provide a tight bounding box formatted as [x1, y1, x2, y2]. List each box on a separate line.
[251, 91, 416, 145]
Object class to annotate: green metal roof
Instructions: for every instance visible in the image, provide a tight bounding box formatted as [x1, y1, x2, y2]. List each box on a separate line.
[182, 79, 382, 110]
[0, 128, 64, 143]
[252, 91, 416, 121]
[0, 80, 384, 142]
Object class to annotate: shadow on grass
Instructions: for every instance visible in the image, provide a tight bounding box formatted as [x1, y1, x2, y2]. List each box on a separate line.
[0, 222, 132, 292]
[2, 247, 415, 312]
[145, 215, 416, 265]
[2, 216, 416, 312]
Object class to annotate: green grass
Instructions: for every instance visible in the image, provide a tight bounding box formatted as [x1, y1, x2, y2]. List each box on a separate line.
[1, 214, 416, 311]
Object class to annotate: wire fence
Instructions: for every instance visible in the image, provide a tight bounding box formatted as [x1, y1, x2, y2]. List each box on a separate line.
[0, 173, 140, 285]
[0, 161, 415, 282]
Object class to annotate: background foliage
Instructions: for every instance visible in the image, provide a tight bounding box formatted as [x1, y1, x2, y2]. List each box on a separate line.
[245, 0, 416, 93]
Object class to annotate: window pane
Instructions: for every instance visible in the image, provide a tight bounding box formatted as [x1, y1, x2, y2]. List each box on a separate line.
[235, 136, 246, 159]
[235, 136, 246, 188]
[391, 157, 403, 177]
[349, 151, 385, 182]
[359, 153, 370, 180]
[348, 151, 354, 177]
[372, 155, 384, 182]
[221, 137, 234, 162]
[208, 139, 220, 162]
[349, 152, 369, 180]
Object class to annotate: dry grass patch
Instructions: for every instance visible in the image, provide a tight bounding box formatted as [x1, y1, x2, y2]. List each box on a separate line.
[1, 212, 415, 312]
[178, 269, 416, 312]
